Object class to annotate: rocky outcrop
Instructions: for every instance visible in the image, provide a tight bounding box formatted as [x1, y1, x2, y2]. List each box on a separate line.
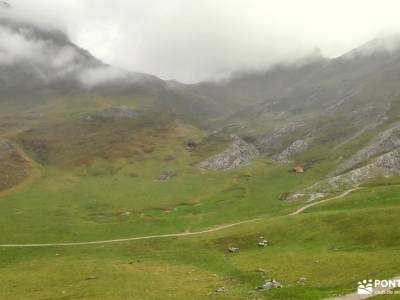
[90, 106, 139, 121]
[273, 138, 310, 163]
[197, 136, 259, 170]
[329, 148, 400, 188]
[334, 122, 400, 175]
[288, 148, 400, 201]
[255, 121, 307, 156]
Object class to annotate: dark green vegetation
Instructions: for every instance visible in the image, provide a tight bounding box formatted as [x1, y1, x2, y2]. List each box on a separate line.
[1, 17, 400, 300]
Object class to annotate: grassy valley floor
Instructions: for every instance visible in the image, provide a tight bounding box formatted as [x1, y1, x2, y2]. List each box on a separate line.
[0, 158, 400, 299]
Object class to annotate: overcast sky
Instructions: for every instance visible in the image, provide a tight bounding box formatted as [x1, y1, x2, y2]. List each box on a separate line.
[4, 0, 400, 82]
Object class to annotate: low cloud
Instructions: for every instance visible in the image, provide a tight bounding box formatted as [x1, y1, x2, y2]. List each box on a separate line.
[0, 23, 83, 76]
[0, 20, 130, 87]
[3, 0, 400, 83]
[78, 66, 128, 87]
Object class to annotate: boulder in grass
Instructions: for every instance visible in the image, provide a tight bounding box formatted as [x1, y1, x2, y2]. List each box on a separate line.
[297, 277, 307, 285]
[258, 240, 269, 248]
[257, 279, 282, 291]
[156, 170, 177, 181]
[228, 247, 239, 253]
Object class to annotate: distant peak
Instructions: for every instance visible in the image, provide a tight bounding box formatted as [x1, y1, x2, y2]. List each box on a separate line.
[343, 32, 400, 59]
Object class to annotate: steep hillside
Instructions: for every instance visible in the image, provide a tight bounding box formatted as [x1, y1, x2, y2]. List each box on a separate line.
[0, 139, 31, 191]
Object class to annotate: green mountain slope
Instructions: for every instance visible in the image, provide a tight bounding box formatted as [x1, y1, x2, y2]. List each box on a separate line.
[1, 14, 400, 300]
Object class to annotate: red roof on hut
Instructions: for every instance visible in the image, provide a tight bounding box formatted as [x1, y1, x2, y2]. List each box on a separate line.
[292, 165, 304, 173]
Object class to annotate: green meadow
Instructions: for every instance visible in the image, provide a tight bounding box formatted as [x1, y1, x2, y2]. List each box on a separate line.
[0, 103, 399, 299]
[1, 144, 400, 299]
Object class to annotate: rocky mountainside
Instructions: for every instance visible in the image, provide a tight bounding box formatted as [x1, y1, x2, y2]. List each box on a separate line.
[334, 122, 400, 175]
[2, 12, 400, 196]
[0, 16, 226, 123]
[197, 136, 259, 170]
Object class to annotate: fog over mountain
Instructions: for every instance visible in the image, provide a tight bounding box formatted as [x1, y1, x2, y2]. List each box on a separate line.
[3, 2, 400, 299]
[3, 0, 400, 82]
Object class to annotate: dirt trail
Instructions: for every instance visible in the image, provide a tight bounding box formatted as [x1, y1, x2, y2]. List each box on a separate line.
[2, 183, 396, 300]
[0, 218, 263, 247]
[0, 186, 362, 247]
[289, 188, 361, 216]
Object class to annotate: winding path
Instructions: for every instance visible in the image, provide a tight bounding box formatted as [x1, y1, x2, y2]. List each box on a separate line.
[3, 185, 397, 299]
[0, 188, 360, 248]
[289, 188, 360, 216]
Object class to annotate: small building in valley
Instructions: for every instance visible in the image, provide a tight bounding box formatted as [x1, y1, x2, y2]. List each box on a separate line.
[292, 165, 304, 173]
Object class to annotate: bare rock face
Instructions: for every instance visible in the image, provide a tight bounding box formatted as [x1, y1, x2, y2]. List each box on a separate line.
[255, 121, 307, 156]
[334, 122, 400, 175]
[288, 148, 400, 201]
[91, 106, 139, 121]
[329, 148, 400, 188]
[197, 136, 259, 170]
[273, 139, 310, 163]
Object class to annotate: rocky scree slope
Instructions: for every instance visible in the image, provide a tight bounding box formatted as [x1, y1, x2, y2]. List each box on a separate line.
[196, 136, 259, 170]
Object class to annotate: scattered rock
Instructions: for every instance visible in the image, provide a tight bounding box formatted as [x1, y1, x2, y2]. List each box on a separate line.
[215, 287, 226, 293]
[257, 279, 282, 291]
[297, 277, 307, 285]
[120, 211, 131, 217]
[255, 268, 266, 273]
[184, 140, 197, 150]
[228, 247, 239, 253]
[258, 240, 269, 248]
[308, 193, 325, 201]
[156, 170, 177, 181]
[90, 106, 139, 121]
